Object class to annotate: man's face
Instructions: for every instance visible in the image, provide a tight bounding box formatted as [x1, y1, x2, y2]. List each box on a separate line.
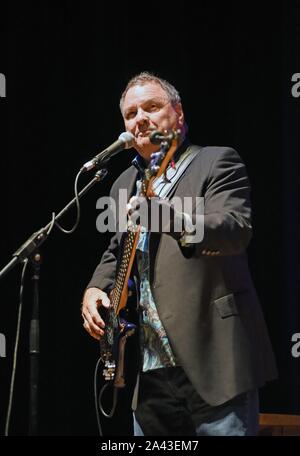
[122, 82, 184, 161]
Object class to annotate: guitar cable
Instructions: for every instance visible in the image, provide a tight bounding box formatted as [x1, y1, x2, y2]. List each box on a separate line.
[94, 357, 104, 436]
[94, 356, 119, 435]
[99, 383, 118, 418]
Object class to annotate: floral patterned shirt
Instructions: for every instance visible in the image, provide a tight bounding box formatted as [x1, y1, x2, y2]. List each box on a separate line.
[136, 229, 177, 372]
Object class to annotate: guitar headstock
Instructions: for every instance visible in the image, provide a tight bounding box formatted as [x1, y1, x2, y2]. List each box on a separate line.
[144, 129, 181, 193]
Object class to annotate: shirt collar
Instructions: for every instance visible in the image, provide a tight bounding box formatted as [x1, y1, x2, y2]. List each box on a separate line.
[131, 136, 190, 178]
[131, 154, 147, 178]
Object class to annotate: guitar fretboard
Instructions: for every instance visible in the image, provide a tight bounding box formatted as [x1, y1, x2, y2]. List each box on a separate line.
[111, 229, 139, 314]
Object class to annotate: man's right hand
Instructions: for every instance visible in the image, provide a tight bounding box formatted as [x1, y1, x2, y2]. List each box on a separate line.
[81, 287, 110, 340]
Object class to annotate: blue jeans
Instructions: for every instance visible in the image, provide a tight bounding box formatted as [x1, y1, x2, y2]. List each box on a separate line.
[133, 367, 259, 436]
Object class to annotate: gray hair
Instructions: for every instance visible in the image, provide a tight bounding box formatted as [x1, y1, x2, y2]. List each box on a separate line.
[119, 71, 181, 113]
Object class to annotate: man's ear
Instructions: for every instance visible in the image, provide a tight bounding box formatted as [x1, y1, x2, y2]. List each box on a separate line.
[175, 102, 184, 126]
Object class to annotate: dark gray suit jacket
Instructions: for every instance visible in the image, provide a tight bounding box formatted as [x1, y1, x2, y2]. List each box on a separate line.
[87, 144, 277, 406]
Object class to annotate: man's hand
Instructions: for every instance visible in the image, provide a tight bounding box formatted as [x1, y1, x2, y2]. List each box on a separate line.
[81, 287, 110, 340]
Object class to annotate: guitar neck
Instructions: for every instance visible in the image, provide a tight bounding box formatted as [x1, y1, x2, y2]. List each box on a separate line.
[111, 228, 140, 315]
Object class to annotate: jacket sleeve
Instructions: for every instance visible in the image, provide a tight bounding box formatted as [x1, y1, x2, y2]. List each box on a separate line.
[85, 179, 120, 292]
[84, 164, 138, 292]
[85, 232, 118, 292]
[190, 147, 253, 256]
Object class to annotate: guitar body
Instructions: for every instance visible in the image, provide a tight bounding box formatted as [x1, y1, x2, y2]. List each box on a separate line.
[99, 277, 139, 388]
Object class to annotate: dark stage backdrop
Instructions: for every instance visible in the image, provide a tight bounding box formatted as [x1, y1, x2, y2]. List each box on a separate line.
[0, 2, 299, 435]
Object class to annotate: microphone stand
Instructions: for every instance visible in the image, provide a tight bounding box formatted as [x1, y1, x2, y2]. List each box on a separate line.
[0, 167, 108, 435]
[29, 252, 41, 436]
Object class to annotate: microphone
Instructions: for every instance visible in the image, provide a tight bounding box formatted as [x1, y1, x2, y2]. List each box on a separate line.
[150, 129, 181, 145]
[82, 132, 134, 171]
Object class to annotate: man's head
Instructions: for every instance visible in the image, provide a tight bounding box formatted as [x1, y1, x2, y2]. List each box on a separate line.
[120, 72, 186, 161]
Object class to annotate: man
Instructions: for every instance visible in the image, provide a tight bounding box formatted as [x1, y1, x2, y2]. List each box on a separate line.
[81, 72, 277, 436]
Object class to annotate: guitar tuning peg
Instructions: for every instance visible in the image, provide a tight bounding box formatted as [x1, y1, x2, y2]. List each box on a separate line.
[151, 165, 160, 173]
[150, 152, 162, 160]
